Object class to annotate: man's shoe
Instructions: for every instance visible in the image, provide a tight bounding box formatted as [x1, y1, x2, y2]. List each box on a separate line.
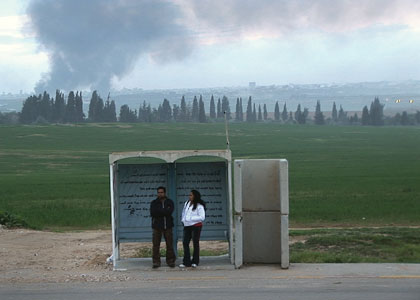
[168, 263, 175, 268]
[179, 264, 186, 268]
[191, 263, 197, 268]
[152, 264, 160, 269]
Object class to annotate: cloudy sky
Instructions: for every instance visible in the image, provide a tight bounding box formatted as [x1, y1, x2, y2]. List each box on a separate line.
[2, 0, 420, 94]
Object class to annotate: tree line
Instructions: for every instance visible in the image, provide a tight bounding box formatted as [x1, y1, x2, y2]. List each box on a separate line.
[1, 90, 419, 126]
[18, 90, 117, 124]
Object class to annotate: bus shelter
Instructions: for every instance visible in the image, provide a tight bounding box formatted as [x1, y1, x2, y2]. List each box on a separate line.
[109, 150, 233, 268]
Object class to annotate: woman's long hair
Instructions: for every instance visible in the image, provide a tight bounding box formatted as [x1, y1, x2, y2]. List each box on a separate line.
[191, 189, 206, 211]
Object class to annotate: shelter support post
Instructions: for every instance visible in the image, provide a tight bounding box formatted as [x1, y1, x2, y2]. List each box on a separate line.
[227, 160, 234, 265]
[109, 163, 120, 267]
[233, 160, 243, 268]
[279, 159, 289, 269]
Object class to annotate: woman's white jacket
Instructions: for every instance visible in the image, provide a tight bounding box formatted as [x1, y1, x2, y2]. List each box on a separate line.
[181, 201, 205, 227]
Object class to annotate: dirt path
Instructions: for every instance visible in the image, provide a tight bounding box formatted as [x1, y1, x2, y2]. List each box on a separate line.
[3, 225, 417, 283]
[0, 228, 229, 283]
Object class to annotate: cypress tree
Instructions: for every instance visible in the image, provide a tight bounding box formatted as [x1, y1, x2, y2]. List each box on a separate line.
[401, 111, 409, 125]
[20, 95, 39, 124]
[288, 111, 294, 123]
[75, 92, 84, 122]
[349, 113, 359, 125]
[138, 101, 147, 122]
[314, 100, 325, 125]
[369, 97, 384, 126]
[104, 99, 111, 122]
[199, 97, 206, 123]
[161, 98, 172, 122]
[258, 104, 262, 121]
[146, 103, 152, 122]
[192, 96, 199, 122]
[246, 96, 253, 122]
[303, 107, 309, 124]
[119, 104, 137, 122]
[353, 113, 359, 124]
[217, 98, 222, 119]
[239, 98, 243, 121]
[209, 95, 216, 119]
[53, 90, 66, 123]
[65, 91, 76, 123]
[157, 104, 163, 122]
[235, 97, 244, 121]
[88, 91, 99, 122]
[361, 106, 370, 125]
[235, 98, 240, 121]
[172, 104, 180, 121]
[295, 104, 302, 124]
[94, 95, 104, 122]
[222, 96, 231, 120]
[274, 101, 280, 121]
[338, 105, 347, 124]
[110, 100, 117, 122]
[103, 96, 117, 123]
[281, 103, 288, 122]
[39, 91, 52, 122]
[180, 96, 187, 121]
[393, 112, 402, 125]
[263, 104, 268, 120]
[332, 102, 338, 122]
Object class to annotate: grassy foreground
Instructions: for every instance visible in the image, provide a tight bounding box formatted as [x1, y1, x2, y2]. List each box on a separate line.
[130, 227, 420, 263]
[290, 227, 420, 263]
[0, 122, 419, 229]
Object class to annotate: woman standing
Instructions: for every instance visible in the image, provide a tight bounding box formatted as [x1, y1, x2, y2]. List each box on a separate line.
[179, 189, 206, 268]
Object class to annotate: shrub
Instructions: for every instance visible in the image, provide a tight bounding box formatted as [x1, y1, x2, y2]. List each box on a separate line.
[0, 211, 29, 228]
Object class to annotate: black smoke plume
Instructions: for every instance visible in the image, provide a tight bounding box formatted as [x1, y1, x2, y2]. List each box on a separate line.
[28, 0, 194, 94]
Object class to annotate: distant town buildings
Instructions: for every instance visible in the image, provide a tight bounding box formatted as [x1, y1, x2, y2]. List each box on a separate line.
[1, 80, 419, 114]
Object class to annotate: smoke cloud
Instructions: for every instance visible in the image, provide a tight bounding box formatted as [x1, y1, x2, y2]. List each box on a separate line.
[28, 0, 195, 94]
[28, 0, 420, 93]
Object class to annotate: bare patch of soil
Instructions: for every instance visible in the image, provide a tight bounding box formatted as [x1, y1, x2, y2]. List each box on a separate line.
[0, 228, 234, 283]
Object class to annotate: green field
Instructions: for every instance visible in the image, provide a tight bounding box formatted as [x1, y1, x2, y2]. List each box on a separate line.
[0, 123, 419, 230]
[290, 227, 420, 263]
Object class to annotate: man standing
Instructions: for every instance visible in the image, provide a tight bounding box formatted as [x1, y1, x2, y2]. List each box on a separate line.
[150, 186, 176, 268]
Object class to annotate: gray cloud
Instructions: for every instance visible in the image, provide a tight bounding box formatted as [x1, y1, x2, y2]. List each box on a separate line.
[28, 0, 420, 93]
[184, 0, 419, 35]
[28, 0, 195, 94]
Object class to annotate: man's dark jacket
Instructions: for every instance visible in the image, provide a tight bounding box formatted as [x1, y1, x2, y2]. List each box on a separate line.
[150, 198, 174, 230]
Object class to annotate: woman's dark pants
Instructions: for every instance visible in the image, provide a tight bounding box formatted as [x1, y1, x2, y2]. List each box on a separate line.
[182, 225, 202, 266]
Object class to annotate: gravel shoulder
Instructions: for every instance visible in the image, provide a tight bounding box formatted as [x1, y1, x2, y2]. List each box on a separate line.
[0, 228, 228, 283]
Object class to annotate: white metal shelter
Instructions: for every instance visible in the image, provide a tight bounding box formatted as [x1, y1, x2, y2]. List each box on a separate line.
[109, 150, 233, 268]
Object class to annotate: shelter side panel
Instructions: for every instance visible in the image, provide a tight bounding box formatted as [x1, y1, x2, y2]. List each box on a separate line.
[176, 162, 228, 240]
[117, 164, 168, 239]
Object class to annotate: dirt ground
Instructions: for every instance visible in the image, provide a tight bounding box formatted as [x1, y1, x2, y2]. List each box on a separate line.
[0, 227, 233, 283]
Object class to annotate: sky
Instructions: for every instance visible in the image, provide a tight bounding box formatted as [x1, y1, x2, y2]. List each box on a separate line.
[2, 0, 420, 94]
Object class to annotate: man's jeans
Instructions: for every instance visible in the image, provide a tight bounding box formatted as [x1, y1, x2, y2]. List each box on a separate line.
[152, 227, 176, 266]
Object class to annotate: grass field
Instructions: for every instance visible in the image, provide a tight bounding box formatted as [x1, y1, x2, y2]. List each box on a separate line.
[0, 122, 419, 230]
[130, 227, 420, 263]
[290, 227, 420, 263]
